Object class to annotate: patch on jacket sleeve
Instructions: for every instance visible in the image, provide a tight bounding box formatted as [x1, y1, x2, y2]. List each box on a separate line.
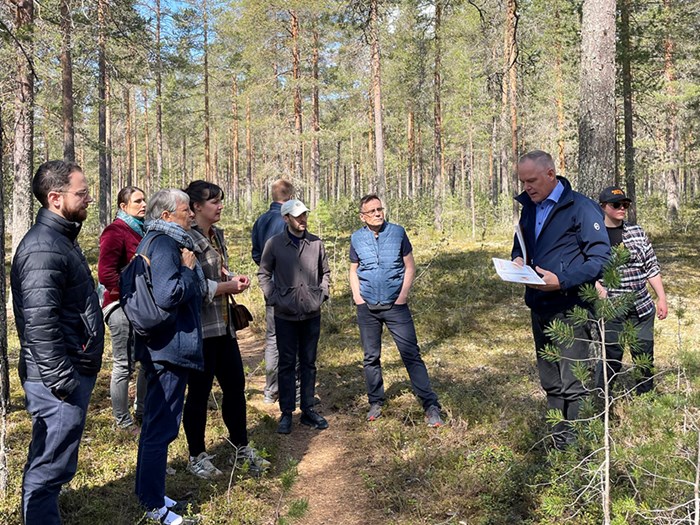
[593, 222, 601, 230]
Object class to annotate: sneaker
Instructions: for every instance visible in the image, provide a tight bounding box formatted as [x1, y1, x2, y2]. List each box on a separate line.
[164, 496, 177, 509]
[186, 452, 222, 479]
[235, 445, 271, 473]
[425, 405, 444, 428]
[263, 394, 277, 404]
[366, 403, 382, 422]
[277, 412, 293, 434]
[300, 410, 329, 430]
[145, 506, 183, 525]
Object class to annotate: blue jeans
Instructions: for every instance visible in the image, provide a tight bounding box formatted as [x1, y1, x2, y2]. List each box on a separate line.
[107, 307, 146, 427]
[357, 303, 439, 410]
[135, 361, 189, 510]
[275, 316, 321, 413]
[22, 373, 97, 525]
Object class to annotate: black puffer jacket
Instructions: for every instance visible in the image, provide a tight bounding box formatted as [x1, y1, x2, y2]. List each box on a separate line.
[11, 208, 104, 397]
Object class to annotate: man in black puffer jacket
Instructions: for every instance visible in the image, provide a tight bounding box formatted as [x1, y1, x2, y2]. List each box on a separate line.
[11, 160, 104, 525]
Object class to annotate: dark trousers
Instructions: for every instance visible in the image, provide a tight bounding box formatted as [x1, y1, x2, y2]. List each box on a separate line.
[22, 373, 96, 525]
[531, 310, 589, 442]
[597, 307, 655, 394]
[135, 361, 189, 510]
[183, 333, 247, 456]
[357, 303, 439, 410]
[275, 315, 321, 413]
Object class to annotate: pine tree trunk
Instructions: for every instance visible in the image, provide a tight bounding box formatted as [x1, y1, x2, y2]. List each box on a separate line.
[0, 100, 9, 494]
[370, 0, 386, 198]
[245, 95, 253, 214]
[231, 78, 240, 214]
[553, 0, 567, 176]
[60, 0, 75, 162]
[12, 0, 35, 258]
[311, 26, 321, 208]
[663, 0, 680, 220]
[620, 0, 637, 224]
[507, 0, 519, 217]
[203, 0, 211, 181]
[143, 89, 151, 195]
[155, 0, 163, 184]
[290, 10, 303, 183]
[578, 0, 616, 197]
[98, 0, 109, 230]
[407, 110, 415, 199]
[124, 87, 133, 186]
[433, 0, 444, 230]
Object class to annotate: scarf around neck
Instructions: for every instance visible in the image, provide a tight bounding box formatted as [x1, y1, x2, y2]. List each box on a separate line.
[116, 209, 145, 237]
[145, 218, 206, 295]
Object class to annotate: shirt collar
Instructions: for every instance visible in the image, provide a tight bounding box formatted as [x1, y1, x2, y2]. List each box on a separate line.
[544, 180, 564, 204]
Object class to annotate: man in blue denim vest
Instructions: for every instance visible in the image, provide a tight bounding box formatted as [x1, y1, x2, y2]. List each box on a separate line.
[349, 194, 443, 427]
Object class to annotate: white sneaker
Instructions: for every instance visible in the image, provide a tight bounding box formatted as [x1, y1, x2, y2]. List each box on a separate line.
[145, 506, 183, 525]
[235, 445, 271, 473]
[164, 495, 177, 509]
[187, 452, 222, 479]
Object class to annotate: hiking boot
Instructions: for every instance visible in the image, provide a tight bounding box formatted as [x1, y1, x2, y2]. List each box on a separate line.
[425, 405, 444, 428]
[145, 506, 183, 525]
[263, 394, 277, 404]
[277, 412, 293, 434]
[186, 452, 222, 479]
[234, 445, 271, 474]
[300, 410, 329, 430]
[366, 403, 382, 422]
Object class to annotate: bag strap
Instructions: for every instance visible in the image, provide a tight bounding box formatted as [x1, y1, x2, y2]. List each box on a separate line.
[135, 232, 166, 264]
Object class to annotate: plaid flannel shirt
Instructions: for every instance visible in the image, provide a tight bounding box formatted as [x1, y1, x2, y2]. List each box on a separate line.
[189, 225, 231, 339]
[607, 223, 660, 318]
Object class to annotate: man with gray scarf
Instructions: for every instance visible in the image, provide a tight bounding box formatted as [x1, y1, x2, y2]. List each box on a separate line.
[132, 189, 206, 525]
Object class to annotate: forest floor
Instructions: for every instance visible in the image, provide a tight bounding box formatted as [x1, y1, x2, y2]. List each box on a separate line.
[1, 226, 699, 524]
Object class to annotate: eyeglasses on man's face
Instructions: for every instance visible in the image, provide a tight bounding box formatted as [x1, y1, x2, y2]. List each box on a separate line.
[607, 202, 630, 210]
[62, 189, 91, 200]
[361, 207, 384, 216]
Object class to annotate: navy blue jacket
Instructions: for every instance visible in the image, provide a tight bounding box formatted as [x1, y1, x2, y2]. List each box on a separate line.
[251, 202, 286, 265]
[512, 177, 610, 315]
[134, 233, 204, 371]
[12, 208, 105, 397]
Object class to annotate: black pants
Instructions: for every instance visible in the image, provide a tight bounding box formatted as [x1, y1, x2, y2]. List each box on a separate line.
[531, 310, 590, 441]
[275, 315, 321, 414]
[597, 306, 655, 394]
[182, 333, 247, 456]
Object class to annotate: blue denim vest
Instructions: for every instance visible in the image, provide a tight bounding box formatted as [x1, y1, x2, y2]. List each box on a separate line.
[351, 222, 406, 306]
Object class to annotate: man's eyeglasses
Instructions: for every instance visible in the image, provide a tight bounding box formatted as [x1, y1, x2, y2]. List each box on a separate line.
[607, 202, 630, 210]
[360, 207, 384, 216]
[61, 190, 91, 200]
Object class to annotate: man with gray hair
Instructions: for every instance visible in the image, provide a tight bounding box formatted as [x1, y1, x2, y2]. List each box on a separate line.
[512, 150, 610, 449]
[12, 160, 104, 525]
[131, 189, 205, 525]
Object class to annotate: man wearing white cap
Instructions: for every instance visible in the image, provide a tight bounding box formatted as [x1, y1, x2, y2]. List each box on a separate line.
[258, 199, 331, 434]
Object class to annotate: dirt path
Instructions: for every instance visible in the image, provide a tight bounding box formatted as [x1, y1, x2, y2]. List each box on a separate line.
[237, 332, 385, 525]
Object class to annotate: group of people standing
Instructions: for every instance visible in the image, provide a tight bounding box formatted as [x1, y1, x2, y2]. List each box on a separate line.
[10, 150, 666, 524]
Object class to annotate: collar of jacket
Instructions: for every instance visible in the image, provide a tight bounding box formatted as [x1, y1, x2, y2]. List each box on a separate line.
[36, 207, 82, 241]
[515, 176, 574, 210]
[268, 201, 283, 213]
[283, 226, 308, 245]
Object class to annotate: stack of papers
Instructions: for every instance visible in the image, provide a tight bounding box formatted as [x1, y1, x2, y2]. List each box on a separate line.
[492, 258, 545, 285]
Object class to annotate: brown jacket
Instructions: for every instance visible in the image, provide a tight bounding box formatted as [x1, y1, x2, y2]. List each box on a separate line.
[258, 228, 331, 321]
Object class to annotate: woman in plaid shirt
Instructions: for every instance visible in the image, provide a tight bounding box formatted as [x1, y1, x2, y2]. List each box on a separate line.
[182, 181, 271, 480]
[596, 186, 668, 394]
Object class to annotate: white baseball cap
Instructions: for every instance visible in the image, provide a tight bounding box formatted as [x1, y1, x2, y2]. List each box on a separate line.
[280, 199, 309, 217]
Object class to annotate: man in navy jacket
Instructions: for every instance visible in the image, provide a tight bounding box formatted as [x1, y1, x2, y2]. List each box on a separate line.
[512, 150, 610, 449]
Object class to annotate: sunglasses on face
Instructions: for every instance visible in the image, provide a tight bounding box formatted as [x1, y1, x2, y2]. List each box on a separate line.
[607, 202, 630, 210]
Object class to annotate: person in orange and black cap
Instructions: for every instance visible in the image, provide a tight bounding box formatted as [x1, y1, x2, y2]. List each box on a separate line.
[596, 185, 668, 394]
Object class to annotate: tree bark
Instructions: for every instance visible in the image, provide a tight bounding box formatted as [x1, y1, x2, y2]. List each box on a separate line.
[311, 26, 321, 208]
[0, 98, 11, 495]
[663, 0, 680, 220]
[370, 0, 386, 198]
[620, 0, 637, 224]
[12, 0, 35, 258]
[433, 0, 444, 230]
[60, 0, 75, 162]
[143, 89, 151, 195]
[246, 95, 253, 214]
[203, 0, 211, 181]
[124, 86, 133, 186]
[155, 0, 163, 184]
[407, 110, 415, 199]
[231, 78, 240, 213]
[577, 0, 616, 197]
[98, 0, 110, 230]
[291, 10, 304, 183]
